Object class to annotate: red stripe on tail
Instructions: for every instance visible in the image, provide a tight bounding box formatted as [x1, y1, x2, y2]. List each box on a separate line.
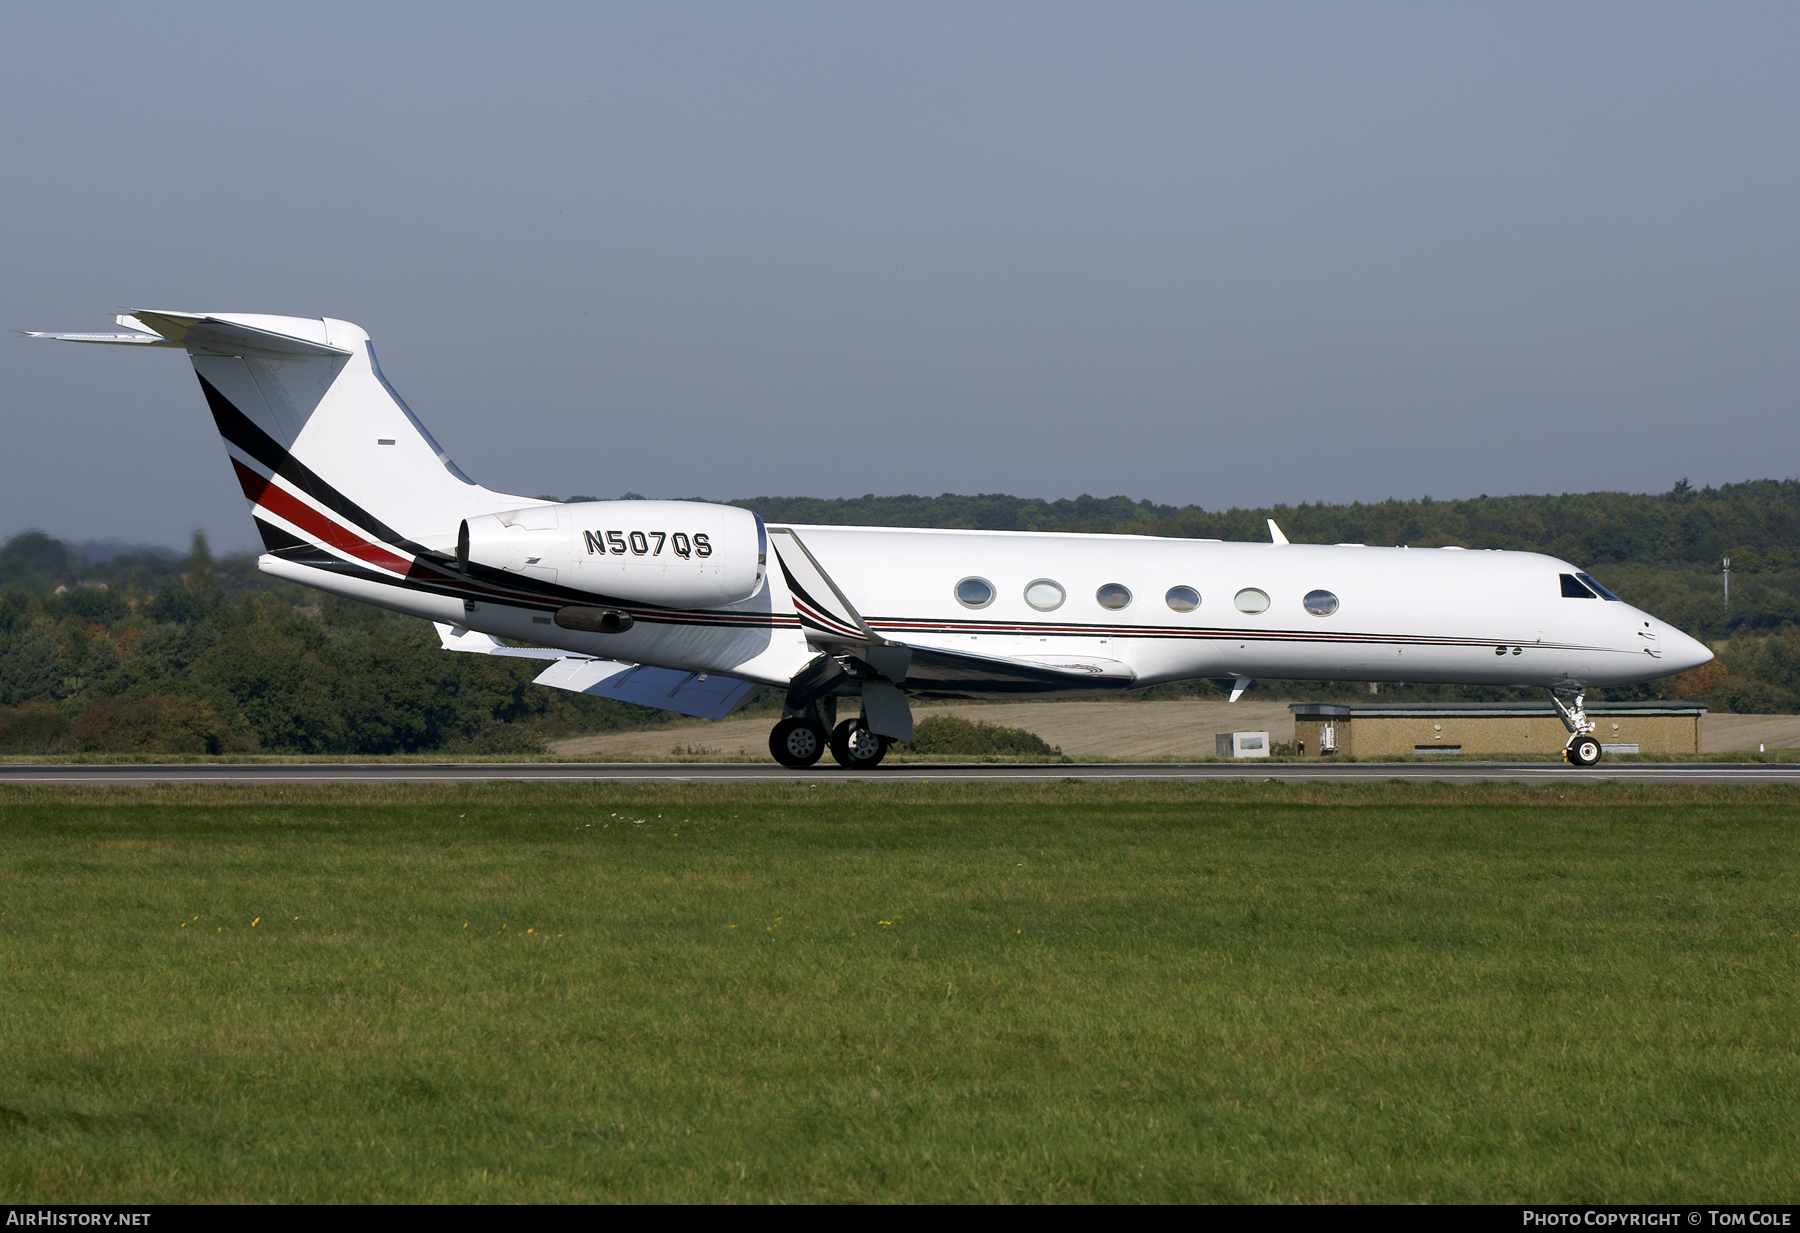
[231, 458, 414, 575]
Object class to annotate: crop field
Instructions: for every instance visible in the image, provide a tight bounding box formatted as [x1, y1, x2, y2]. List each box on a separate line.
[0, 780, 1796, 1203]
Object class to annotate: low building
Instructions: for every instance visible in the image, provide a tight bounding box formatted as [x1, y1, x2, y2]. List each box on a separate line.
[1288, 700, 1705, 757]
[1215, 731, 1270, 758]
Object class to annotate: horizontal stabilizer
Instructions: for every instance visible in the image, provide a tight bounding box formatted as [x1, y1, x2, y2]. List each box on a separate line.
[532, 658, 760, 721]
[433, 622, 577, 659]
[22, 329, 181, 347]
[27, 311, 350, 356]
[149, 311, 352, 357]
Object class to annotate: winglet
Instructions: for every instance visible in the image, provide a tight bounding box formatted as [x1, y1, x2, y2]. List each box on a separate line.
[767, 527, 875, 644]
[1267, 519, 1289, 545]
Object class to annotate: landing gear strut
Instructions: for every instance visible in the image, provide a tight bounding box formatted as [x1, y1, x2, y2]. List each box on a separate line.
[1547, 687, 1602, 766]
[770, 671, 838, 769]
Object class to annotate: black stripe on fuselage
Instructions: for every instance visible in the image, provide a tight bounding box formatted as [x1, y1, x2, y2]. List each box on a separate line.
[864, 616, 1598, 652]
[269, 550, 797, 631]
[437, 556, 716, 612]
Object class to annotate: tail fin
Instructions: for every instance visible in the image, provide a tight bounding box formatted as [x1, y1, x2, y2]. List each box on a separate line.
[31, 311, 536, 557]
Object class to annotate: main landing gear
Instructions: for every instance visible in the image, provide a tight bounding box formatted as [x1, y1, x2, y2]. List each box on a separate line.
[768, 699, 892, 770]
[830, 718, 889, 770]
[769, 717, 827, 768]
[1547, 686, 1603, 766]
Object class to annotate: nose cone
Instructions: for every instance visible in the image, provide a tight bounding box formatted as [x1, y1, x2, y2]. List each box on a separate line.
[1658, 622, 1713, 675]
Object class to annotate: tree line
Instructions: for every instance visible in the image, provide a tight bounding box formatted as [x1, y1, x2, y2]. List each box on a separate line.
[0, 531, 663, 755]
[3, 476, 1797, 753]
[735, 478, 1789, 639]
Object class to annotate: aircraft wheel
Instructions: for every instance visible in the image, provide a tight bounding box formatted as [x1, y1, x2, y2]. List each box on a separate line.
[770, 718, 827, 768]
[1565, 734, 1603, 767]
[830, 719, 888, 769]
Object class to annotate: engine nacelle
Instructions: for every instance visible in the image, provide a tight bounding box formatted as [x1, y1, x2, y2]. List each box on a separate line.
[460, 500, 766, 609]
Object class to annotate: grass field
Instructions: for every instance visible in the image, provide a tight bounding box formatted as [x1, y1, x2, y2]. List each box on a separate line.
[1, 781, 1796, 1203]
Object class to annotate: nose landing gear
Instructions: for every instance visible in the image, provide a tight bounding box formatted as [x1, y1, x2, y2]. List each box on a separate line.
[1564, 733, 1603, 767]
[1547, 687, 1603, 766]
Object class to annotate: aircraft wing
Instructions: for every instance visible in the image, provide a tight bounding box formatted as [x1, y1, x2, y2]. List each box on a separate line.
[530, 658, 761, 720]
[432, 623, 759, 720]
[880, 643, 1136, 699]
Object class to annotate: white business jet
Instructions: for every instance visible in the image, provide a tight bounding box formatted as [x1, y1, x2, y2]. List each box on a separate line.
[28, 311, 1712, 768]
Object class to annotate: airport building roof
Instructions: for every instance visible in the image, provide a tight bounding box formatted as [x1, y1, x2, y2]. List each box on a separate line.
[1288, 700, 1706, 719]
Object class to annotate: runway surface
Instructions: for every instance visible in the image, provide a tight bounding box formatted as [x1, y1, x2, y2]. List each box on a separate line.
[547, 700, 1800, 760]
[3, 761, 1797, 786]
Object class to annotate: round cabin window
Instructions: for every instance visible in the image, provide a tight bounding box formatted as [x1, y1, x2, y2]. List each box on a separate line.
[1303, 589, 1339, 616]
[955, 577, 995, 609]
[1096, 583, 1132, 611]
[1234, 587, 1270, 614]
[1024, 579, 1066, 611]
[1165, 586, 1200, 612]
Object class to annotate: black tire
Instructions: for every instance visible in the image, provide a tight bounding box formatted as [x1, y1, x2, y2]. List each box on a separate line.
[1565, 734, 1603, 767]
[770, 717, 827, 768]
[830, 718, 888, 769]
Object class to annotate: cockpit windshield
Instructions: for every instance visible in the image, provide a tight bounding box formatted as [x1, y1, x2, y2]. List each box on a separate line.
[1577, 572, 1622, 601]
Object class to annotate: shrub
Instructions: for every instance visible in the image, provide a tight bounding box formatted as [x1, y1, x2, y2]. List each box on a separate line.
[894, 714, 1059, 756]
[444, 722, 549, 756]
[0, 701, 72, 753]
[68, 694, 252, 754]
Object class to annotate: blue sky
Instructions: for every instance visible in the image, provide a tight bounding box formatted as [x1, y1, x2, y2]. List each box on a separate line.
[5, 3, 1796, 551]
